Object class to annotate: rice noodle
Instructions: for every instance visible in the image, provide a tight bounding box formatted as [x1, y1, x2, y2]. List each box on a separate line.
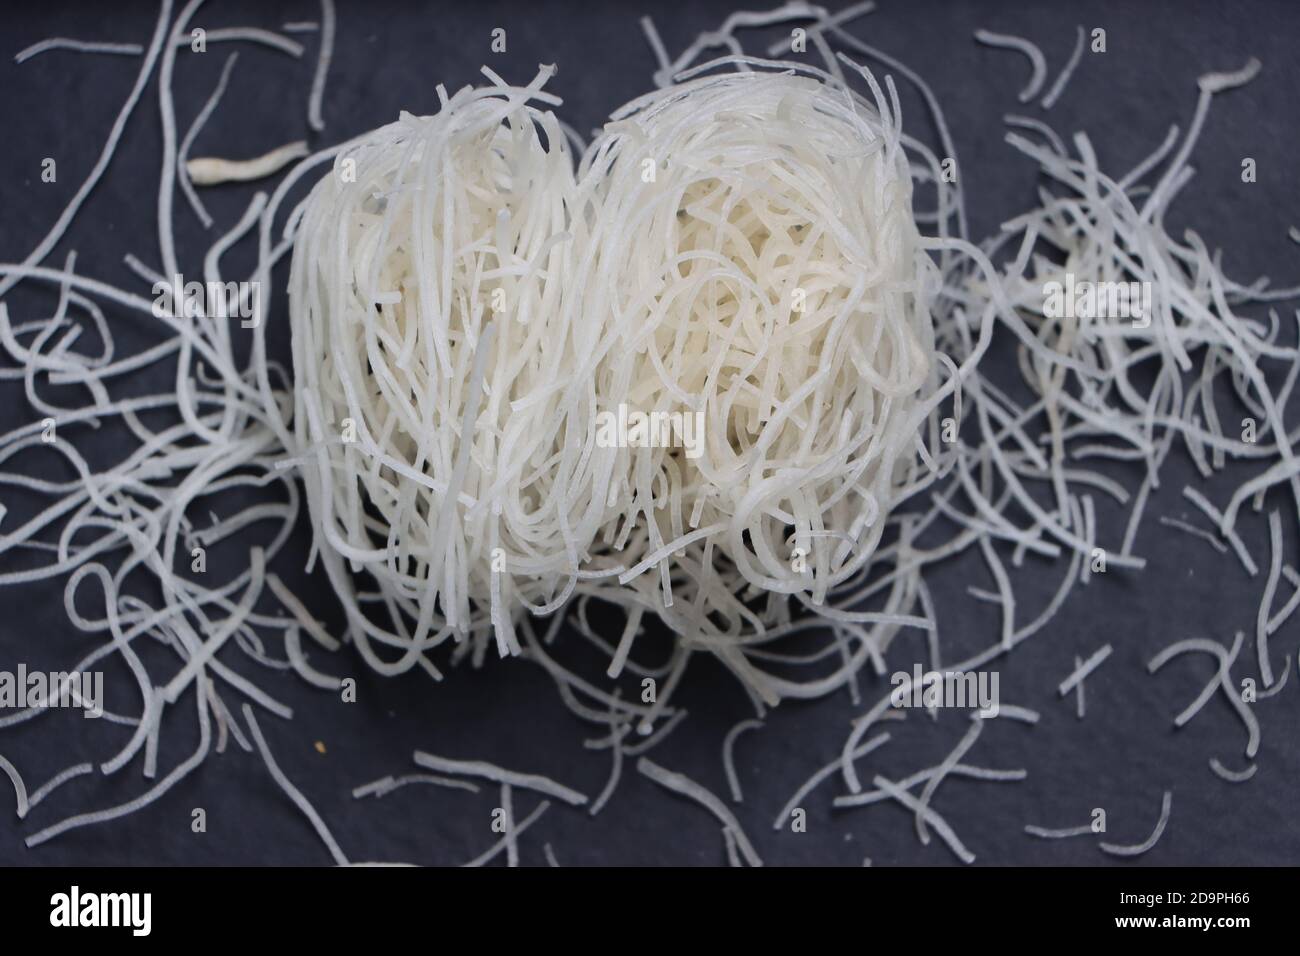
[637, 756, 762, 866]
[569, 59, 942, 700]
[1099, 790, 1172, 857]
[973, 30, 1047, 103]
[288, 67, 603, 670]
[1040, 25, 1085, 110]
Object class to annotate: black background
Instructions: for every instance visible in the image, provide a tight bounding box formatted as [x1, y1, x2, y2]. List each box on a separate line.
[0, 0, 1297, 867]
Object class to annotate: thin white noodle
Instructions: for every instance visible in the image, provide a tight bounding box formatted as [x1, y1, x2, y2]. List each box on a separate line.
[1041, 25, 1085, 110]
[590, 703, 627, 817]
[1208, 758, 1256, 783]
[26, 686, 211, 848]
[1256, 510, 1283, 686]
[244, 704, 349, 866]
[1159, 515, 1228, 554]
[973, 30, 1047, 103]
[722, 718, 764, 803]
[351, 773, 480, 798]
[0, 754, 29, 818]
[413, 751, 587, 806]
[176, 51, 240, 228]
[307, 0, 336, 131]
[1099, 790, 1172, 857]
[461, 799, 550, 867]
[722, 826, 742, 867]
[991, 704, 1040, 724]
[914, 717, 982, 844]
[501, 783, 519, 868]
[1024, 823, 1093, 839]
[1057, 643, 1112, 696]
[15, 38, 143, 63]
[1183, 487, 1258, 575]
[769, 738, 894, 827]
[187, 141, 309, 186]
[1266, 567, 1300, 634]
[872, 774, 974, 864]
[637, 757, 762, 866]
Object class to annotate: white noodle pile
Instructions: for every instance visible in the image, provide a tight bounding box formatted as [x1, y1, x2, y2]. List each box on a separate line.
[287, 67, 616, 668]
[570, 61, 947, 704]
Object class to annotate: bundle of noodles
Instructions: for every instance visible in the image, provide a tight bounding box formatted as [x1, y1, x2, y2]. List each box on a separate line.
[569, 60, 949, 703]
[287, 67, 620, 672]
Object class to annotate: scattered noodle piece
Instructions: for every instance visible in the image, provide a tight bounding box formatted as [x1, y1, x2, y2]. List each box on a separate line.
[413, 751, 587, 807]
[284, 627, 344, 690]
[1256, 511, 1283, 686]
[26, 763, 94, 811]
[1266, 567, 1300, 634]
[1057, 644, 1112, 698]
[179, 27, 304, 58]
[1257, 655, 1290, 699]
[871, 774, 975, 864]
[722, 827, 742, 867]
[1149, 632, 1259, 759]
[176, 51, 240, 228]
[1041, 25, 1085, 110]
[722, 718, 764, 803]
[973, 30, 1047, 103]
[775, 731, 891, 829]
[1182, 488, 1258, 576]
[1025, 822, 1093, 840]
[186, 141, 310, 186]
[991, 704, 1040, 724]
[25, 688, 213, 849]
[834, 762, 1026, 808]
[0, 754, 29, 819]
[1198, 57, 1262, 94]
[267, 574, 341, 652]
[623, 710, 690, 756]
[637, 757, 762, 866]
[1073, 656, 1085, 718]
[15, 38, 144, 63]
[1099, 790, 1172, 858]
[307, 0, 336, 131]
[244, 704, 349, 866]
[590, 719, 627, 817]
[351, 773, 480, 798]
[501, 784, 519, 867]
[461, 799, 550, 868]
[914, 717, 983, 843]
[1208, 758, 1257, 783]
[1159, 515, 1228, 554]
